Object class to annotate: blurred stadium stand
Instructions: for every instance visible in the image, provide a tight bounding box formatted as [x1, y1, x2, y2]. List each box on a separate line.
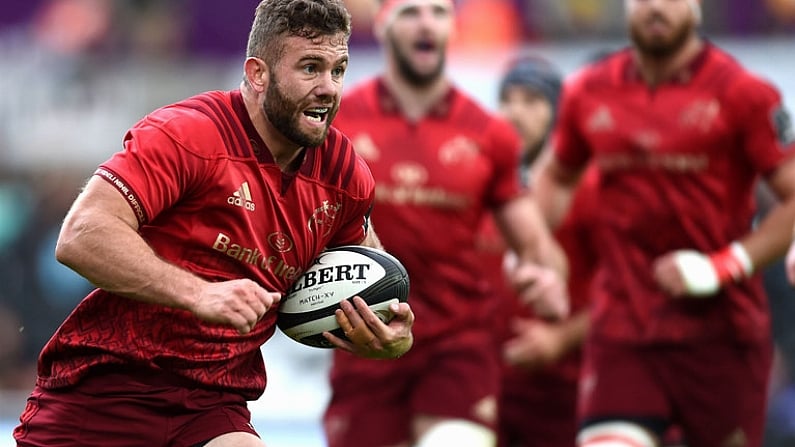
[1, 1, 794, 446]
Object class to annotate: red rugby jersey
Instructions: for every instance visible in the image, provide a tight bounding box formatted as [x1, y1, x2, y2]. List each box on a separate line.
[552, 43, 794, 344]
[37, 90, 375, 399]
[334, 78, 523, 341]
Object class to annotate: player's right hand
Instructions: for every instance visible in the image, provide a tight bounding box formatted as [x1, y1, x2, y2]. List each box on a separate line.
[189, 279, 281, 334]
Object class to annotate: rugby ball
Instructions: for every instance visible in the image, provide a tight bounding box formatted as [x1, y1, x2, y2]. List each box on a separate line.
[277, 245, 410, 348]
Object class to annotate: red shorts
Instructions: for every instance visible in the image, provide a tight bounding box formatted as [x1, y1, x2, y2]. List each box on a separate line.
[13, 366, 258, 447]
[579, 337, 773, 447]
[498, 369, 579, 447]
[323, 329, 500, 447]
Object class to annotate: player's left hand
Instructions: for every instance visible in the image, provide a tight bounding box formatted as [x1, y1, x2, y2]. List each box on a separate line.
[323, 296, 414, 359]
[502, 318, 568, 371]
[507, 261, 569, 320]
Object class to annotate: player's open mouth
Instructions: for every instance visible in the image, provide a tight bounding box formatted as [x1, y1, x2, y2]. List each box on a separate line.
[414, 40, 436, 53]
[304, 107, 329, 123]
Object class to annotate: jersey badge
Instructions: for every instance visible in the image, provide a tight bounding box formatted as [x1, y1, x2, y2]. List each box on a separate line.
[680, 99, 720, 132]
[439, 136, 479, 165]
[228, 182, 256, 211]
[309, 200, 342, 237]
[392, 161, 428, 186]
[268, 232, 294, 253]
[631, 130, 661, 152]
[587, 105, 614, 133]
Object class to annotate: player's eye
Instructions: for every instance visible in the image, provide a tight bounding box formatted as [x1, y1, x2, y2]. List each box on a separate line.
[432, 5, 451, 19]
[303, 64, 317, 75]
[399, 6, 420, 18]
[332, 66, 346, 78]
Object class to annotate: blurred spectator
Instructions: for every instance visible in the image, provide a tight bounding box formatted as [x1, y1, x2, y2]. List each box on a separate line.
[31, 0, 113, 56]
[765, 0, 795, 26]
[116, 0, 188, 60]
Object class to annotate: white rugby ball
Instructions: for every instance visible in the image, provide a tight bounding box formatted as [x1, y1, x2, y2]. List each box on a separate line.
[277, 245, 410, 348]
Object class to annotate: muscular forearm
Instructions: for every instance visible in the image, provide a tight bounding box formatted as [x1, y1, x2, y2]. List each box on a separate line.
[359, 225, 384, 250]
[57, 212, 205, 309]
[742, 197, 795, 270]
[531, 150, 579, 230]
[56, 180, 206, 310]
[497, 194, 569, 278]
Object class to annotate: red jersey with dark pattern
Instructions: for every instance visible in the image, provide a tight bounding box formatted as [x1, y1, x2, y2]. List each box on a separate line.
[552, 43, 795, 344]
[333, 78, 523, 341]
[480, 166, 599, 382]
[36, 90, 375, 399]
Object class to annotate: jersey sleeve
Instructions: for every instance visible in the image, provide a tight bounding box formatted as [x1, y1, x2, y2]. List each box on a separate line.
[728, 74, 795, 176]
[328, 155, 377, 246]
[483, 118, 523, 209]
[551, 75, 592, 170]
[97, 113, 215, 225]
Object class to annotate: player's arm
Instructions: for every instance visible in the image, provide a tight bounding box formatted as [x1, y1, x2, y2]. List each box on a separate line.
[655, 156, 795, 296]
[359, 222, 384, 250]
[56, 176, 280, 333]
[531, 148, 584, 229]
[493, 149, 584, 319]
[495, 192, 567, 275]
[503, 310, 589, 370]
[494, 190, 569, 320]
[746, 157, 795, 268]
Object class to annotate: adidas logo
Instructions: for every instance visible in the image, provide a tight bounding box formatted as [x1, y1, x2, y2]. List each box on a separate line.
[228, 182, 256, 211]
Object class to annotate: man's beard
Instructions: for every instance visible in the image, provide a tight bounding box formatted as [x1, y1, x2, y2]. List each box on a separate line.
[630, 19, 692, 59]
[264, 73, 334, 148]
[391, 39, 445, 87]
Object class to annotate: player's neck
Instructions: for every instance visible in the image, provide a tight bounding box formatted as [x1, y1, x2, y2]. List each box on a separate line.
[382, 71, 451, 122]
[241, 84, 304, 171]
[634, 36, 704, 87]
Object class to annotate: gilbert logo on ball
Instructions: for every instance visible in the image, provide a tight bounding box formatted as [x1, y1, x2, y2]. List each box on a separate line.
[278, 245, 410, 348]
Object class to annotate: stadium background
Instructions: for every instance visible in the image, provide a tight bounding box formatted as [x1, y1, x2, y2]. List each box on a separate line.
[1, 1, 794, 446]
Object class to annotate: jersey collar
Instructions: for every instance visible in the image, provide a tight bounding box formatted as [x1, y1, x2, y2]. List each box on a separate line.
[231, 89, 274, 164]
[375, 77, 456, 119]
[624, 41, 712, 85]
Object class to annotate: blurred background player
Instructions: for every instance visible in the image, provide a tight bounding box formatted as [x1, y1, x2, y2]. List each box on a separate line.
[12, 1, 414, 446]
[322, 1, 569, 446]
[476, 55, 597, 447]
[532, 0, 795, 446]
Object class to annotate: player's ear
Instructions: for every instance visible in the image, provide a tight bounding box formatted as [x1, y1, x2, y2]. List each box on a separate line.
[244, 56, 269, 92]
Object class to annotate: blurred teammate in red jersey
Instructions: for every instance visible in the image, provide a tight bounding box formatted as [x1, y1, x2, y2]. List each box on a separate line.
[532, 1, 795, 446]
[13, 1, 414, 446]
[480, 55, 597, 447]
[322, 1, 568, 446]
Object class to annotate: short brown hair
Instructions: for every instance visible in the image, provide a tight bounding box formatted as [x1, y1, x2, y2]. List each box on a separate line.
[246, 0, 352, 64]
